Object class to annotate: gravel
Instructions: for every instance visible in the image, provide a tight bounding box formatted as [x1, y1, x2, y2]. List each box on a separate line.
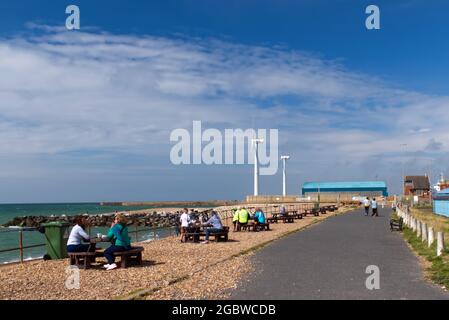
[0, 206, 350, 300]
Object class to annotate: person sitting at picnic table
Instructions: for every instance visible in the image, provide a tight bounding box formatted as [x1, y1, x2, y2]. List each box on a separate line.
[201, 211, 223, 244]
[237, 207, 250, 231]
[179, 208, 190, 243]
[189, 209, 197, 224]
[103, 213, 131, 270]
[67, 216, 93, 253]
[280, 205, 287, 217]
[232, 208, 240, 232]
[254, 208, 266, 227]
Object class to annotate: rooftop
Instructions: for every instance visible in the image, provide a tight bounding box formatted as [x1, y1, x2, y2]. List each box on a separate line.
[303, 181, 387, 189]
[405, 176, 430, 190]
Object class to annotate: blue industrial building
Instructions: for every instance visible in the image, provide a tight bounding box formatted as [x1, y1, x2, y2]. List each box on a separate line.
[302, 181, 388, 202]
[433, 189, 449, 217]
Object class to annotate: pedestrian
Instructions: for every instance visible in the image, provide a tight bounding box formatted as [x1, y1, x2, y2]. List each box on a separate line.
[179, 208, 190, 242]
[371, 198, 378, 217]
[363, 197, 371, 216]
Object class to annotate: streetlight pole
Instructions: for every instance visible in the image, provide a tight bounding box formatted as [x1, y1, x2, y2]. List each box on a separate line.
[281, 156, 290, 197]
[252, 138, 264, 196]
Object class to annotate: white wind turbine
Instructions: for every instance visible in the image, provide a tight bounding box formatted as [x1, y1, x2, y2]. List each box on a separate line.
[281, 155, 290, 196]
[252, 138, 264, 196]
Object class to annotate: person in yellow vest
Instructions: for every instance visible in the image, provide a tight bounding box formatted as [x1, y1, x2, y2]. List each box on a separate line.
[238, 207, 250, 231]
[232, 208, 240, 232]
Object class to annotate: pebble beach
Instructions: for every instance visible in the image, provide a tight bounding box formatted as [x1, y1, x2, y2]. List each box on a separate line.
[0, 205, 353, 300]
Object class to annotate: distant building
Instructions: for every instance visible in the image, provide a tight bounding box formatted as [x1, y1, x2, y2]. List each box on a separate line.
[301, 181, 388, 202]
[433, 173, 449, 192]
[433, 189, 449, 217]
[404, 175, 430, 198]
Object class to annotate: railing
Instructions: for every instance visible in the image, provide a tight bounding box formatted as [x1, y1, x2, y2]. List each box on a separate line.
[0, 228, 46, 264]
[1, 202, 327, 265]
[0, 225, 178, 265]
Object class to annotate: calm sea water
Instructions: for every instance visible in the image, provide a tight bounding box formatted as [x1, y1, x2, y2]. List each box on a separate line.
[0, 203, 177, 264]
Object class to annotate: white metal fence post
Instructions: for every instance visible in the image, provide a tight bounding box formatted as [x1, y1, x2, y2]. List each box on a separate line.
[437, 232, 445, 256]
[428, 227, 434, 247]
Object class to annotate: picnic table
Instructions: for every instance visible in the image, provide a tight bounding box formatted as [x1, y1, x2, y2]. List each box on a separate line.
[183, 224, 230, 242]
[303, 208, 320, 217]
[68, 236, 144, 269]
[199, 225, 229, 242]
[267, 213, 295, 223]
[279, 216, 295, 223]
[68, 236, 108, 269]
[241, 222, 270, 232]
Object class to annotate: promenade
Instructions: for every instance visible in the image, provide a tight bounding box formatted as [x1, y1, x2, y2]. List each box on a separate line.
[0, 206, 350, 300]
[231, 207, 449, 300]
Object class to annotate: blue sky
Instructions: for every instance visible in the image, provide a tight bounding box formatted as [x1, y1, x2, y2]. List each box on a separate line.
[0, 1, 449, 202]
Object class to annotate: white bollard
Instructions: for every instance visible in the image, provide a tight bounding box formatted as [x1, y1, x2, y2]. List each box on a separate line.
[428, 227, 434, 247]
[421, 223, 427, 242]
[417, 220, 421, 237]
[437, 232, 445, 256]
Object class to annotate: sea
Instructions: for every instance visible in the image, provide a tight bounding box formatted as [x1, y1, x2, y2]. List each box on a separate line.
[0, 203, 177, 264]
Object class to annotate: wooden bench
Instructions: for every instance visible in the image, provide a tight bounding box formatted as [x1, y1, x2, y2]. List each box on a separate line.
[113, 246, 144, 268]
[199, 227, 229, 242]
[279, 216, 295, 223]
[319, 207, 327, 214]
[390, 218, 403, 232]
[256, 223, 270, 231]
[68, 251, 98, 269]
[241, 223, 256, 232]
[285, 210, 303, 220]
[183, 232, 200, 243]
[304, 209, 319, 217]
[266, 217, 278, 224]
[242, 223, 270, 231]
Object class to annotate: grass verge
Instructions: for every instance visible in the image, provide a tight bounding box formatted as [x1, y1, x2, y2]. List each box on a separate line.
[402, 226, 449, 290]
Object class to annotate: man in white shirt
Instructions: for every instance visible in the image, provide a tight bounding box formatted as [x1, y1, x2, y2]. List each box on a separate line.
[180, 208, 190, 242]
[363, 197, 371, 216]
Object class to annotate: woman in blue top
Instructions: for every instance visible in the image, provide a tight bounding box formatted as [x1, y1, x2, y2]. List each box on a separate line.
[103, 213, 131, 270]
[254, 208, 266, 224]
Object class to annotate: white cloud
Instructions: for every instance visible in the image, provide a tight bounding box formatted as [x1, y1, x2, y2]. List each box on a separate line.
[0, 26, 449, 199]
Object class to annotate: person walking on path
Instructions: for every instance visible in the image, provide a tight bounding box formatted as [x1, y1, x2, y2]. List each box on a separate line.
[363, 197, 371, 216]
[371, 198, 378, 217]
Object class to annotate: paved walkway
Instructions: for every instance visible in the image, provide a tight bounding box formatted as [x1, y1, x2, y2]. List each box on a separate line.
[231, 207, 449, 299]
